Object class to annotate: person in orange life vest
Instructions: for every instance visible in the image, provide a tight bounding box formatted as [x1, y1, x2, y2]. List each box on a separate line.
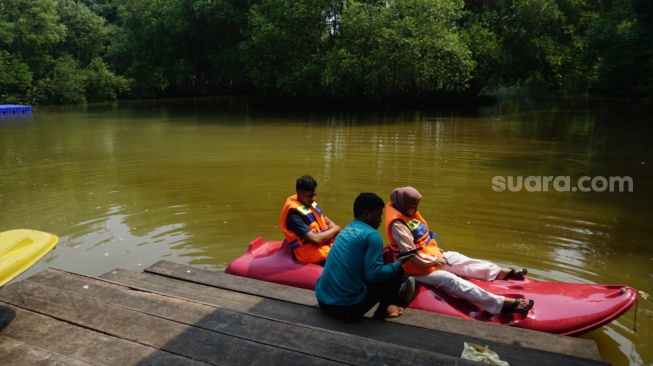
[279, 175, 341, 265]
[385, 187, 534, 314]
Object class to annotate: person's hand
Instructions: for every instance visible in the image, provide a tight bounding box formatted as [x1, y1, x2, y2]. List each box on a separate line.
[433, 256, 448, 268]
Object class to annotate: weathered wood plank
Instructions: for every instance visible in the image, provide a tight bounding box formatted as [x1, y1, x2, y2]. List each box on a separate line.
[22, 269, 477, 366]
[0, 280, 347, 366]
[0, 335, 92, 366]
[101, 268, 609, 366]
[144, 260, 604, 362]
[147, 261, 319, 306]
[0, 305, 207, 366]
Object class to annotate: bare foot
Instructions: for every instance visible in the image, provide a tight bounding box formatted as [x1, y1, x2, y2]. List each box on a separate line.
[373, 305, 404, 319]
[386, 305, 404, 318]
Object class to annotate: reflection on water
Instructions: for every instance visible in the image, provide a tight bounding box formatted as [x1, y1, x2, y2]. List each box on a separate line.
[1, 95, 651, 365]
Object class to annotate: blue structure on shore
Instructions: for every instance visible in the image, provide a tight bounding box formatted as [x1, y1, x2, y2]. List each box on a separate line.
[0, 104, 33, 116]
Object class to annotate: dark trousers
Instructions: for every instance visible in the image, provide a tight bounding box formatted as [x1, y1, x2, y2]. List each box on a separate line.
[318, 267, 404, 322]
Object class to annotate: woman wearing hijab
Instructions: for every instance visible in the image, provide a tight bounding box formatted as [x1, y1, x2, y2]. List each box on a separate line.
[384, 186, 534, 314]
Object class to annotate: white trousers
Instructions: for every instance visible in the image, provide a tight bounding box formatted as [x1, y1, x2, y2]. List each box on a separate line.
[414, 251, 505, 314]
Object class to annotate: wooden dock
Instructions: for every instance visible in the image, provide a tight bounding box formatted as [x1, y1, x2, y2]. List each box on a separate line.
[0, 261, 609, 365]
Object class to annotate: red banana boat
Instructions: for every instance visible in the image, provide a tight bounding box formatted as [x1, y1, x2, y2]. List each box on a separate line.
[225, 237, 638, 335]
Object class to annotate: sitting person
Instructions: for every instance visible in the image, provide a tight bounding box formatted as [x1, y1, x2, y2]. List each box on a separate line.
[279, 175, 341, 264]
[385, 186, 534, 314]
[315, 192, 415, 322]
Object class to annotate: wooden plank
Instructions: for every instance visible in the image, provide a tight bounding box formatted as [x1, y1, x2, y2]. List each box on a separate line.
[101, 268, 609, 366]
[21, 269, 477, 366]
[144, 260, 604, 361]
[146, 261, 319, 306]
[0, 305, 207, 366]
[0, 279, 347, 366]
[0, 335, 92, 366]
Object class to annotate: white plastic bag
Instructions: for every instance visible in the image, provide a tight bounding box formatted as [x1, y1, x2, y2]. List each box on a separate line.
[461, 342, 510, 366]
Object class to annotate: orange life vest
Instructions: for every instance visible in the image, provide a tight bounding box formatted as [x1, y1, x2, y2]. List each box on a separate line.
[279, 194, 334, 263]
[384, 202, 442, 275]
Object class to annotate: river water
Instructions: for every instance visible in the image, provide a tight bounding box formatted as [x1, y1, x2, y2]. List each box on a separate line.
[1, 94, 651, 365]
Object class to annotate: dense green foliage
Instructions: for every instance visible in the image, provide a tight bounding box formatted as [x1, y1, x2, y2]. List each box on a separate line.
[583, 0, 653, 96]
[0, 0, 128, 104]
[1, 0, 651, 105]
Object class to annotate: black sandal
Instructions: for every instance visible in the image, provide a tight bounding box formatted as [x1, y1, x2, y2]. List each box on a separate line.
[502, 298, 534, 313]
[503, 268, 528, 280]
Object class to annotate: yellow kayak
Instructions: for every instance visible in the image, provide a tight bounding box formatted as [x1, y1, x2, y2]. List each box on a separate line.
[0, 229, 58, 287]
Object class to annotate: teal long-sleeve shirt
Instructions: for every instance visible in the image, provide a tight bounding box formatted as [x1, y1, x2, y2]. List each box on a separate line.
[315, 219, 402, 306]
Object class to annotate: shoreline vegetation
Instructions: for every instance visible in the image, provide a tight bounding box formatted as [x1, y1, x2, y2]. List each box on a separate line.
[247, 94, 501, 110]
[2, 0, 651, 106]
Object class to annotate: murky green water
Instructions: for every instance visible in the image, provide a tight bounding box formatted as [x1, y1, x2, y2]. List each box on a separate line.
[1, 95, 651, 365]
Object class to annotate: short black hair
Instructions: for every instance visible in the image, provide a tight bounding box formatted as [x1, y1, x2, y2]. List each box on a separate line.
[353, 192, 384, 217]
[296, 175, 318, 191]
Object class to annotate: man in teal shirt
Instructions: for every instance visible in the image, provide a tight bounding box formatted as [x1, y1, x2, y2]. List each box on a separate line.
[315, 192, 415, 322]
